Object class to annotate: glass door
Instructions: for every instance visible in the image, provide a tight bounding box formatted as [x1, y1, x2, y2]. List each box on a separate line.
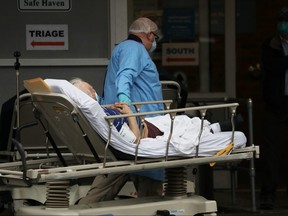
[127, 0, 236, 98]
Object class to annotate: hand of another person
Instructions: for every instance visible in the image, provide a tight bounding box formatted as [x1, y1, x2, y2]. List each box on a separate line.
[118, 93, 131, 105]
[114, 102, 133, 114]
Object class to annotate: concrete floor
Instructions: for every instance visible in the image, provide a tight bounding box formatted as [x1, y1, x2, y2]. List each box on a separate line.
[215, 188, 288, 215]
[1, 187, 287, 216]
[198, 158, 288, 216]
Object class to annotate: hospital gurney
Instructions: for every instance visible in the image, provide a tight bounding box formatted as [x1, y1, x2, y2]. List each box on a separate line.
[0, 80, 258, 216]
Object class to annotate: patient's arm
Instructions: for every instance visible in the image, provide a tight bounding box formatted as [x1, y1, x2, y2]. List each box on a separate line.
[111, 102, 141, 143]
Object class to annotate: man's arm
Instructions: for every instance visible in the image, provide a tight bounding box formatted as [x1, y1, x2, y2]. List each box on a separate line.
[113, 102, 141, 143]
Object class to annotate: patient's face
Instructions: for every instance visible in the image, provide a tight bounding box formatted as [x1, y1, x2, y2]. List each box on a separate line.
[79, 82, 97, 100]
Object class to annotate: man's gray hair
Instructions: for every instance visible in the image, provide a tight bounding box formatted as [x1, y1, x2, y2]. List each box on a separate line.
[129, 17, 158, 34]
[69, 77, 84, 86]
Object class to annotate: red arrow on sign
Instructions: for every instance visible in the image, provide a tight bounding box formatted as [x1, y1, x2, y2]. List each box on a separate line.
[166, 57, 195, 62]
[31, 41, 65, 47]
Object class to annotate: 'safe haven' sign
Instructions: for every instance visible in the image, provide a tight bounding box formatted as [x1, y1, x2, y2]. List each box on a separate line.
[18, 0, 71, 11]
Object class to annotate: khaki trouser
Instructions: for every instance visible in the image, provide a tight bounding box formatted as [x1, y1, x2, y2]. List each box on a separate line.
[78, 173, 163, 204]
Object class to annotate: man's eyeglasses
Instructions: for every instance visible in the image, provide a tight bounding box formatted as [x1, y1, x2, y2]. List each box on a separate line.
[151, 32, 160, 41]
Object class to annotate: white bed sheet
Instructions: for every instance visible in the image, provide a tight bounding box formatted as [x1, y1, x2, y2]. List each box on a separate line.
[45, 79, 246, 158]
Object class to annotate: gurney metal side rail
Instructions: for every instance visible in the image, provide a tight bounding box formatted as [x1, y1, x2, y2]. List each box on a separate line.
[32, 149, 256, 182]
[105, 103, 239, 164]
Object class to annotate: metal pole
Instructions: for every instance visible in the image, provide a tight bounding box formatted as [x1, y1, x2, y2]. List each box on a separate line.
[14, 51, 21, 129]
[247, 98, 257, 212]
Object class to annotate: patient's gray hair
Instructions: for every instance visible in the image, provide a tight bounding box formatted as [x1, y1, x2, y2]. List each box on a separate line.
[129, 17, 158, 34]
[69, 77, 97, 101]
[69, 77, 84, 87]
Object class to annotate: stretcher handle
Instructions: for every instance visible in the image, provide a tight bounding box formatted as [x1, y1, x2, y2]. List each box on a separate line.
[161, 80, 182, 99]
[11, 138, 32, 187]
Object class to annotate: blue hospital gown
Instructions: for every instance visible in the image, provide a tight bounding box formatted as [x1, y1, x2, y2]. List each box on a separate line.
[101, 36, 164, 114]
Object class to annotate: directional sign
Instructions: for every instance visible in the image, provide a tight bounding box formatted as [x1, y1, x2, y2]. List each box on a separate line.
[162, 43, 199, 66]
[26, 24, 68, 50]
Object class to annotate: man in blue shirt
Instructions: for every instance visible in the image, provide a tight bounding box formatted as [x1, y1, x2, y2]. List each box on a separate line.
[102, 16, 165, 196]
[78, 18, 165, 204]
[101, 17, 164, 114]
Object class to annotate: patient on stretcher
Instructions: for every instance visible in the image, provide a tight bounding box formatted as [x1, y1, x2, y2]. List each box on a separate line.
[70, 78, 165, 144]
[40, 78, 247, 158]
[69, 78, 238, 145]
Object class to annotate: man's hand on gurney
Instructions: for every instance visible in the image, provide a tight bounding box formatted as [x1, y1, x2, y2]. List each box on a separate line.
[110, 102, 141, 143]
[113, 102, 134, 115]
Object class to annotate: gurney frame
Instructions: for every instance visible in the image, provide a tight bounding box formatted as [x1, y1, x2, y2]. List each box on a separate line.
[0, 92, 259, 216]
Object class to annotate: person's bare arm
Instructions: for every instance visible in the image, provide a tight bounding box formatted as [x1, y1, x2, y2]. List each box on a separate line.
[114, 102, 141, 143]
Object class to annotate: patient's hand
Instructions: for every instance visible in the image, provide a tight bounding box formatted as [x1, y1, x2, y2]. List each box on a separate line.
[114, 102, 140, 143]
[114, 102, 133, 114]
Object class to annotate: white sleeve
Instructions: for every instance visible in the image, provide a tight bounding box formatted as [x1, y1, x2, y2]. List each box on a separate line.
[118, 122, 136, 143]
